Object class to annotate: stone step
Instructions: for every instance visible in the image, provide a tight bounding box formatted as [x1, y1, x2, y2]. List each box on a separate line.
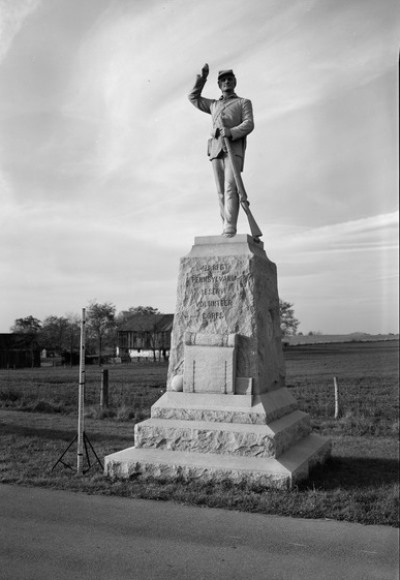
[151, 389, 299, 425]
[104, 433, 331, 489]
[135, 410, 311, 458]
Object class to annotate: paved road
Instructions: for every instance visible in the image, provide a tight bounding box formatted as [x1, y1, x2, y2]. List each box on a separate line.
[0, 484, 398, 580]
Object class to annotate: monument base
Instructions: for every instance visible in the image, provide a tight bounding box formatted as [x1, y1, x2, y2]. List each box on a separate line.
[104, 390, 331, 489]
[104, 436, 329, 489]
[105, 235, 331, 488]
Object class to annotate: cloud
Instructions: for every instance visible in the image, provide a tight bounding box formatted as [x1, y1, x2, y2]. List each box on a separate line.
[246, 0, 399, 122]
[0, 0, 41, 62]
[280, 212, 398, 254]
[0, 0, 42, 205]
[267, 212, 399, 333]
[0, 200, 183, 324]
[268, 212, 399, 283]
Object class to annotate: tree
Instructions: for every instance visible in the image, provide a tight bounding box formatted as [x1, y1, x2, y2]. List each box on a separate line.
[40, 315, 70, 355]
[86, 300, 116, 365]
[143, 312, 164, 362]
[10, 316, 42, 368]
[11, 316, 42, 335]
[63, 314, 81, 365]
[40, 315, 81, 364]
[279, 300, 300, 337]
[116, 306, 160, 328]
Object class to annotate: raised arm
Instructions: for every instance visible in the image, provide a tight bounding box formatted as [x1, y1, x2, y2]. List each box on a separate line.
[188, 63, 214, 115]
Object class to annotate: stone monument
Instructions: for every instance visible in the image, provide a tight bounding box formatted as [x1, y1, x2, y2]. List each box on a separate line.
[105, 235, 331, 488]
[104, 65, 330, 487]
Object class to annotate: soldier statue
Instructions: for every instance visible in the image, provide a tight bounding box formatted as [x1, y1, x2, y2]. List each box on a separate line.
[188, 64, 255, 238]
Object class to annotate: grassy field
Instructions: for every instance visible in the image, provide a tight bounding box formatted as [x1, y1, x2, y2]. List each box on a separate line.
[285, 340, 399, 437]
[0, 340, 398, 527]
[0, 362, 167, 416]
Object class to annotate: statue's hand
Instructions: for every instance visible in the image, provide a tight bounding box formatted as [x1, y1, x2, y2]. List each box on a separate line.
[220, 126, 232, 138]
[201, 63, 209, 80]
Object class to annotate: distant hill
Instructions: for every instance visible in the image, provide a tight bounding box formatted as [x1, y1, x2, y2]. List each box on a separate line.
[285, 333, 399, 346]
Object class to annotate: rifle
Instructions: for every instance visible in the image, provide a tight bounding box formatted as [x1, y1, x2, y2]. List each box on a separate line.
[221, 133, 263, 240]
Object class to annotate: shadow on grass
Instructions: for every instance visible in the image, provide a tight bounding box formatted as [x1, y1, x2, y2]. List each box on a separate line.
[301, 456, 399, 491]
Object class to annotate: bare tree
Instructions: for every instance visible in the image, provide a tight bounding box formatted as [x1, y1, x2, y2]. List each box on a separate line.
[279, 300, 300, 337]
[86, 300, 116, 365]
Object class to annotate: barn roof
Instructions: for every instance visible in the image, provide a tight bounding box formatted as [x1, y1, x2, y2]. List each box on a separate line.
[0, 333, 38, 349]
[119, 314, 174, 333]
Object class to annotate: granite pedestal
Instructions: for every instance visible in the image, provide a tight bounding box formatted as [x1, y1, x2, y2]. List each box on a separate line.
[105, 235, 331, 488]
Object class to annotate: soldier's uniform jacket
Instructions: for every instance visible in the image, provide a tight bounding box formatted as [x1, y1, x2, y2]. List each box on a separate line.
[188, 76, 254, 172]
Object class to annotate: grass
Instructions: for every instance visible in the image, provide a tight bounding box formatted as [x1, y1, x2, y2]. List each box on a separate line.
[0, 362, 167, 415]
[285, 341, 399, 437]
[0, 341, 398, 527]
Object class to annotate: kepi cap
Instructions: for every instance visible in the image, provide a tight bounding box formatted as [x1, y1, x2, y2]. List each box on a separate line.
[218, 69, 235, 80]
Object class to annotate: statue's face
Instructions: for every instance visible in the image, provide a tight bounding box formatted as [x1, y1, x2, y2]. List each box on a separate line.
[218, 75, 237, 93]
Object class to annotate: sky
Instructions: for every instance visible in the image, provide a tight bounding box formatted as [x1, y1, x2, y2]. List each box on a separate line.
[0, 0, 398, 335]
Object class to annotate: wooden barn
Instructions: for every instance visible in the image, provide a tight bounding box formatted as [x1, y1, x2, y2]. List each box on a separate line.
[118, 313, 174, 362]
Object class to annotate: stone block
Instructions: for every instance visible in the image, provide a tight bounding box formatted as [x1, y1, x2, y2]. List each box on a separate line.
[183, 332, 238, 394]
[104, 433, 331, 489]
[167, 235, 285, 395]
[235, 377, 253, 395]
[134, 410, 310, 459]
[150, 389, 298, 425]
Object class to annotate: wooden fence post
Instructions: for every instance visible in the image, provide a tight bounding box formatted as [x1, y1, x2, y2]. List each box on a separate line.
[334, 376, 340, 419]
[100, 369, 109, 408]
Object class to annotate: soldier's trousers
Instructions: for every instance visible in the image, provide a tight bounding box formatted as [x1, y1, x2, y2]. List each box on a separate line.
[211, 153, 240, 235]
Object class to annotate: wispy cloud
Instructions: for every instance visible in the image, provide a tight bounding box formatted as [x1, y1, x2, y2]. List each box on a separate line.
[268, 213, 398, 286]
[0, 0, 41, 62]
[269, 212, 398, 332]
[277, 212, 398, 255]
[0, 0, 42, 205]
[248, 0, 399, 121]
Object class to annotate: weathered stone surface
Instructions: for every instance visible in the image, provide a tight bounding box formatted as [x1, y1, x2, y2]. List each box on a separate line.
[135, 419, 276, 457]
[104, 434, 331, 489]
[252, 389, 300, 423]
[135, 411, 310, 459]
[105, 447, 292, 489]
[236, 377, 253, 394]
[167, 235, 285, 395]
[151, 390, 299, 425]
[183, 333, 238, 394]
[269, 410, 311, 456]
